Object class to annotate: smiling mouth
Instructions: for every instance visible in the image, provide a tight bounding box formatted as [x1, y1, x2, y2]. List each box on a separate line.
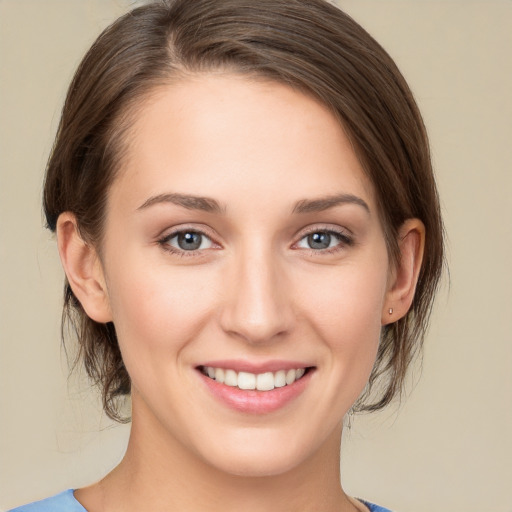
[198, 366, 313, 392]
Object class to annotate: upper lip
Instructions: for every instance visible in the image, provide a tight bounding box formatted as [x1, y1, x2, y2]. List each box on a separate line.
[198, 359, 314, 374]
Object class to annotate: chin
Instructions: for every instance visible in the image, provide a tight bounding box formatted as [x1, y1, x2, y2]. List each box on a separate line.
[194, 426, 329, 479]
[207, 449, 305, 478]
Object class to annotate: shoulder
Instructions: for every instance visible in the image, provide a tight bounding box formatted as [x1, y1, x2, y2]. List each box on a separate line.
[7, 490, 87, 512]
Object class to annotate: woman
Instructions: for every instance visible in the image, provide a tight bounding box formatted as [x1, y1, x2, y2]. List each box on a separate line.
[9, 0, 443, 511]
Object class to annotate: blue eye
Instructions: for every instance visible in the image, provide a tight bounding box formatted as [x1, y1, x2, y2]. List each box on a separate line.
[163, 231, 214, 252]
[296, 230, 350, 251]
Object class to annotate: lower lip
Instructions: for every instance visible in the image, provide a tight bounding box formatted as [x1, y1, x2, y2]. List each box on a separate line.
[198, 370, 313, 414]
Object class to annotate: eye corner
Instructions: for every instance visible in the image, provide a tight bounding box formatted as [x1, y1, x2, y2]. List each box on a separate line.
[156, 226, 222, 258]
[292, 226, 355, 255]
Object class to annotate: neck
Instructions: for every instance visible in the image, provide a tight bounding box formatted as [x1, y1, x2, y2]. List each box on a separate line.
[76, 398, 360, 512]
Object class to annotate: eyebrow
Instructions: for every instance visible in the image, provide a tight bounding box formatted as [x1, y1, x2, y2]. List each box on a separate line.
[292, 193, 370, 214]
[137, 191, 370, 215]
[137, 193, 225, 214]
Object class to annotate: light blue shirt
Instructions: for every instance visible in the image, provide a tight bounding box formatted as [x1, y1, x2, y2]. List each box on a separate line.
[8, 489, 393, 512]
[8, 490, 86, 511]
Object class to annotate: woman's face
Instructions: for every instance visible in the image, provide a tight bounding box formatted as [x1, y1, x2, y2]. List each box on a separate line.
[99, 75, 392, 476]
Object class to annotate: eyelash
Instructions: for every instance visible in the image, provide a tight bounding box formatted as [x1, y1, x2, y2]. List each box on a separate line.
[157, 226, 353, 258]
[294, 227, 354, 255]
[157, 228, 217, 258]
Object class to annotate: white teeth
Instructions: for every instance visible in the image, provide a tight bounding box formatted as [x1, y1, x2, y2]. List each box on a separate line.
[203, 366, 308, 391]
[224, 369, 238, 387]
[214, 368, 225, 384]
[274, 370, 286, 388]
[256, 372, 275, 391]
[285, 369, 296, 385]
[238, 371, 256, 390]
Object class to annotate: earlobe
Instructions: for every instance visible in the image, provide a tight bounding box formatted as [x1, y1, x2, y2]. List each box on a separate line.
[382, 218, 425, 325]
[57, 213, 112, 323]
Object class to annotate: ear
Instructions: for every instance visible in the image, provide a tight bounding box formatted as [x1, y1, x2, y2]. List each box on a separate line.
[382, 218, 425, 325]
[57, 212, 113, 323]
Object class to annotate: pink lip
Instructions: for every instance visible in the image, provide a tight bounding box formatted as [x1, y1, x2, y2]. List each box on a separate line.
[199, 359, 310, 374]
[197, 366, 314, 414]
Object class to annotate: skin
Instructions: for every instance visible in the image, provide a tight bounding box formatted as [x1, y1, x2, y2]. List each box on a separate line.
[58, 75, 424, 512]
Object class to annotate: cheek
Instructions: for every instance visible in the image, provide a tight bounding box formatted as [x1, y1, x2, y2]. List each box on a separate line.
[296, 259, 388, 368]
[104, 256, 218, 366]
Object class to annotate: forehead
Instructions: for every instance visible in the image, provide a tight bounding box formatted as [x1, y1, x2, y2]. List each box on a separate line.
[110, 74, 376, 214]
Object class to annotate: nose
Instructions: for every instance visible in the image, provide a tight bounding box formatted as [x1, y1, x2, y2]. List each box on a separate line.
[219, 245, 294, 345]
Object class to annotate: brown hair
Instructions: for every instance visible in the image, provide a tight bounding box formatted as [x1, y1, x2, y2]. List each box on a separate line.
[44, 0, 444, 422]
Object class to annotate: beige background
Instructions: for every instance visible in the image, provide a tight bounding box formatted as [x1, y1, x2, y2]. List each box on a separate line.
[1, 0, 511, 510]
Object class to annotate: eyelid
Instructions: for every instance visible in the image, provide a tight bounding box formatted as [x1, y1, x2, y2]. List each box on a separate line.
[294, 224, 353, 241]
[156, 223, 353, 257]
[157, 224, 222, 257]
[292, 224, 354, 252]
